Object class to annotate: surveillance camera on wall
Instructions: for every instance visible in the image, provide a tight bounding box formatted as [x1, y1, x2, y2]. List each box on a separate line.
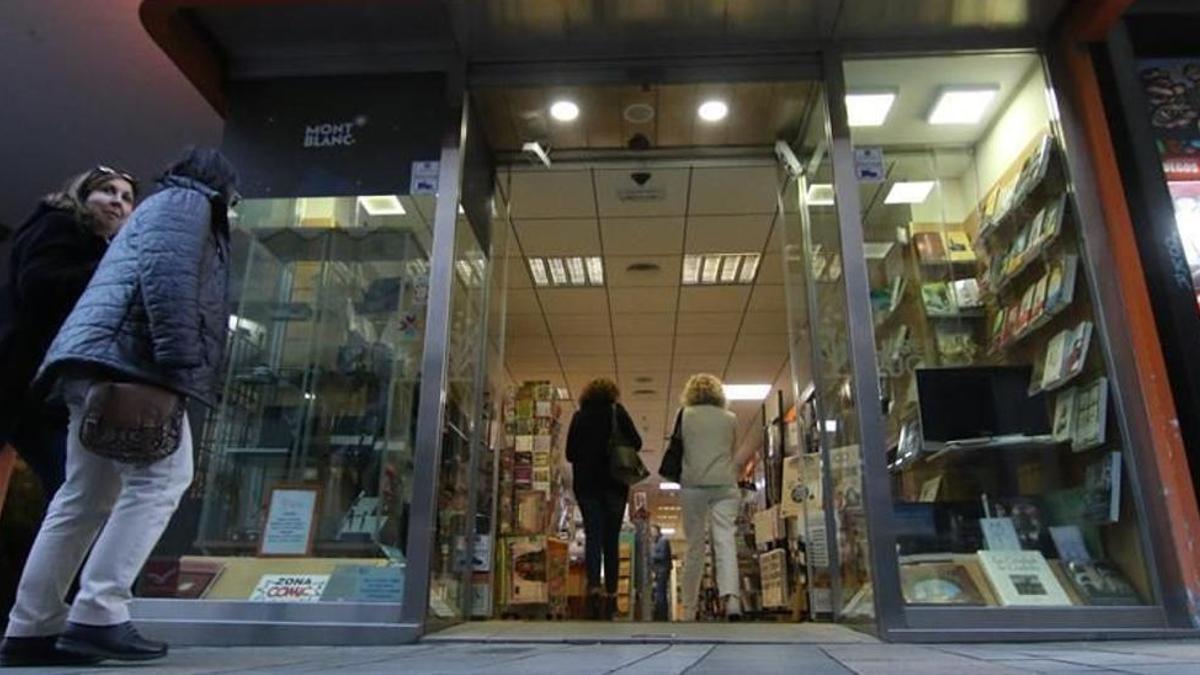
[775, 140, 803, 178]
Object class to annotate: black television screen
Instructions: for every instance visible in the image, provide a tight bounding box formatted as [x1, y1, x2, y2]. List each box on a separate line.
[916, 366, 1051, 443]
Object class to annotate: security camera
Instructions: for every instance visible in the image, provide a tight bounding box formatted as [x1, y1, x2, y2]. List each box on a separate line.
[630, 172, 652, 186]
[775, 140, 803, 179]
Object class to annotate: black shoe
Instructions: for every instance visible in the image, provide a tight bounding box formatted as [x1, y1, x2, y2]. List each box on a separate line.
[0, 635, 104, 667]
[56, 621, 167, 662]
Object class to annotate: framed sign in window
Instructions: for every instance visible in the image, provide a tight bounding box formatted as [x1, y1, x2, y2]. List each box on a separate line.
[259, 485, 321, 557]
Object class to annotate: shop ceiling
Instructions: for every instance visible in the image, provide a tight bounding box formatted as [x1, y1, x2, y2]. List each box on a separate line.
[142, 0, 1068, 114]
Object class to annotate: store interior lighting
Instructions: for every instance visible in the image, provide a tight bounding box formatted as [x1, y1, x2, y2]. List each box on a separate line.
[845, 91, 897, 127]
[549, 99, 580, 122]
[356, 195, 406, 216]
[884, 180, 936, 204]
[681, 253, 761, 285]
[528, 256, 604, 287]
[698, 99, 729, 122]
[724, 384, 773, 401]
[806, 183, 836, 206]
[927, 86, 999, 125]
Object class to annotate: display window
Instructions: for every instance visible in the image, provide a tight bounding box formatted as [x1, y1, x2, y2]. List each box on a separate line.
[844, 54, 1153, 610]
[139, 194, 436, 607]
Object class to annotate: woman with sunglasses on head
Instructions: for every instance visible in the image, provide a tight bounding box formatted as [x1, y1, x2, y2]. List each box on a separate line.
[0, 148, 238, 667]
[0, 166, 137, 505]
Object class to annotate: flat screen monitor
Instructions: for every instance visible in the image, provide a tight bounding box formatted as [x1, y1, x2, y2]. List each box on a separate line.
[915, 366, 1051, 444]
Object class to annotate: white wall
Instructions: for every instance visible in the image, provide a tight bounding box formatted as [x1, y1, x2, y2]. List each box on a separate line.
[973, 64, 1051, 195]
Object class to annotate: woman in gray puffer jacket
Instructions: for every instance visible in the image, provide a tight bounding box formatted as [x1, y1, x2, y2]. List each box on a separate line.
[0, 148, 238, 668]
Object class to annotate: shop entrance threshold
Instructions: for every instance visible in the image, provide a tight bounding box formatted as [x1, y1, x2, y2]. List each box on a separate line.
[423, 621, 878, 645]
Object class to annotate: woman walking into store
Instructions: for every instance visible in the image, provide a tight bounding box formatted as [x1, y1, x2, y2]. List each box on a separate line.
[0, 148, 238, 667]
[677, 373, 751, 621]
[566, 378, 642, 620]
[0, 166, 138, 501]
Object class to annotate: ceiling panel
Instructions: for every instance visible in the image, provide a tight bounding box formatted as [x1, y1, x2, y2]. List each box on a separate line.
[748, 284, 787, 311]
[605, 255, 681, 287]
[600, 217, 685, 256]
[504, 255, 534, 288]
[538, 288, 609, 314]
[609, 287, 676, 314]
[740, 310, 788, 335]
[514, 218, 601, 255]
[554, 335, 614, 356]
[505, 313, 549, 336]
[689, 166, 780, 215]
[505, 356, 562, 371]
[560, 354, 617, 372]
[611, 312, 676, 336]
[673, 333, 737, 356]
[619, 354, 678, 372]
[547, 313, 612, 336]
[594, 168, 690, 218]
[509, 170, 595, 218]
[674, 312, 742, 335]
[618, 372, 671, 393]
[685, 214, 774, 253]
[614, 334, 673, 356]
[506, 337, 557, 358]
[733, 333, 787, 355]
[757, 252, 784, 284]
[678, 286, 751, 313]
[507, 289, 542, 314]
[671, 355, 729, 375]
[725, 353, 787, 381]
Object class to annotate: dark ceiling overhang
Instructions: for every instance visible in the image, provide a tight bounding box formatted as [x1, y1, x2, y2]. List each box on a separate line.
[144, 0, 1100, 118]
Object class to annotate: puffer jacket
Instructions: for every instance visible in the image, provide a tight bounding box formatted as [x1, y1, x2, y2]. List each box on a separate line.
[37, 175, 231, 407]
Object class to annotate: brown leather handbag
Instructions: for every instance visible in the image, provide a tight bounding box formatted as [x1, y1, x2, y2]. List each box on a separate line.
[79, 382, 184, 466]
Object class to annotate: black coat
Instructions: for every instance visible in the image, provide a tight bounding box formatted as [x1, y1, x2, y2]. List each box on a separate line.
[37, 175, 232, 407]
[566, 401, 642, 497]
[0, 204, 108, 441]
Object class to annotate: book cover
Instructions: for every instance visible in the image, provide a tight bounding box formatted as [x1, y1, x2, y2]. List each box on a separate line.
[1008, 225, 1032, 273]
[1039, 194, 1068, 244]
[1063, 560, 1141, 606]
[990, 497, 1046, 551]
[509, 537, 548, 604]
[1062, 321, 1094, 383]
[919, 475, 942, 502]
[900, 560, 991, 605]
[921, 282, 956, 316]
[1083, 451, 1122, 524]
[990, 307, 1007, 346]
[977, 550, 1073, 606]
[945, 231, 976, 262]
[1027, 207, 1049, 248]
[1072, 377, 1109, 452]
[1052, 387, 1078, 443]
[980, 517, 1024, 551]
[1018, 283, 1038, 331]
[1049, 525, 1092, 562]
[915, 232, 947, 263]
[515, 435, 534, 453]
[1030, 274, 1050, 323]
[1041, 330, 1069, 389]
[1046, 254, 1079, 313]
[951, 278, 983, 309]
[1006, 304, 1025, 345]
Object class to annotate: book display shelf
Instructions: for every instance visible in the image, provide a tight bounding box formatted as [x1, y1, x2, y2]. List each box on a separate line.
[871, 132, 1151, 611]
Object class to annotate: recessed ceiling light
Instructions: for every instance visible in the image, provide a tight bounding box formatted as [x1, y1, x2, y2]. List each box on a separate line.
[806, 183, 836, 206]
[725, 384, 772, 401]
[698, 100, 729, 122]
[566, 256, 587, 284]
[586, 256, 604, 285]
[528, 258, 549, 286]
[550, 99, 580, 122]
[927, 86, 999, 125]
[884, 181, 936, 204]
[682, 255, 701, 284]
[701, 256, 721, 283]
[526, 256, 603, 287]
[846, 91, 897, 127]
[357, 195, 406, 216]
[548, 258, 568, 285]
[660, 527, 676, 535]
[682, 253, 760, 285]
[659, 482, 681, 491]
[739, 254, 761, 283]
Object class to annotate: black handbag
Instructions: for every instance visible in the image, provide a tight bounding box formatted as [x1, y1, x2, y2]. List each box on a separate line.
[79, 381, 184, 466]
[608, 404, 649, 486]
[658, 408, 684, 482]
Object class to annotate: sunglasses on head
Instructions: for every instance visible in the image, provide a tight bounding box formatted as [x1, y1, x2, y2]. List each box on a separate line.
[93, 165, 137, 185]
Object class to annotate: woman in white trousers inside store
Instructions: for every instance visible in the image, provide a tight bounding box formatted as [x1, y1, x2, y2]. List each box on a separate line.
[678, 374, 753, 621]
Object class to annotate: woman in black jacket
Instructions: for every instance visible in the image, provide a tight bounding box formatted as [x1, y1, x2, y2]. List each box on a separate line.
[566, 378, 642, 620]
[0, 148, 238, 668]
[0, 167, 137, 499]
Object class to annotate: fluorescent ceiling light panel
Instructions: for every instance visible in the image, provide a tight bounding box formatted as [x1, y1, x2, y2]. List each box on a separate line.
[682, 255, 701, 285]
[586, 256, 604, 285]
[357, 195, 406, 216]
[927, 86, 999, 125]
[806, 183, 835, 206]
[725, 384, 772, 401]
[698, 99, 729, 122]
[701, 256, 721, 283]
[884, 181, 936, 204]
[739, 254, 761, 283]
[548, 258, 567, 285]
[719, 255, 741, 282]
[660, 527, 676, 535]
[845, 91, 896, 127]
[550, 99, 579, 122]
[566, 256, 586, 284]
[528, 258, 549, 286]
[659, 482, 681, 491]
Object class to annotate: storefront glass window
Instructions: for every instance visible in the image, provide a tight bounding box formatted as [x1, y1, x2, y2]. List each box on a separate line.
[141, 194, 434, 607]
[845, 54, 1154, 609]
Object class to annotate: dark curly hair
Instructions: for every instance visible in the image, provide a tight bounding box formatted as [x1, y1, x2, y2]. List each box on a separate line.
[579, 378, 619, 406]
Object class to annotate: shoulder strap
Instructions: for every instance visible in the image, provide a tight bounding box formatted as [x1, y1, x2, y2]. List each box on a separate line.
[671, 407, 684, 437]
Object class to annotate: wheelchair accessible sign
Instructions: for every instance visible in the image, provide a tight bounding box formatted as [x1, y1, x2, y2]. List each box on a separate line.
[854, 147, 886, 183]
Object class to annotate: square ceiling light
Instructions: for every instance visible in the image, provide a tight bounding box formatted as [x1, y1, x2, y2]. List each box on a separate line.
[927, 86, 999, 125]
[528, 256, 604, 287]
[682, 253, 761, 285]
[884, 181, 936, 204]
[806, 183, 835, 206]
[725, 384, 772, 401]
[357, 195, 406, 216]
[846, 91, 897, 127]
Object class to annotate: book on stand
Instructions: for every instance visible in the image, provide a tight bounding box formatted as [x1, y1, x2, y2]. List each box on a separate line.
[946, 231, 976, 262]
[1072, 377, 1109, 452]
[1052, 387, 1078, 443]
[915, 232, 947, 263]
[1083, 451, 1122, 524]
[980, 517, 1024, 551]
[977, 550, 1073, 606]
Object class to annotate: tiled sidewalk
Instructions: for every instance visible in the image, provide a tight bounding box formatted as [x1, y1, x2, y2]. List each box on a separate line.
[4, 639, 1199, 674]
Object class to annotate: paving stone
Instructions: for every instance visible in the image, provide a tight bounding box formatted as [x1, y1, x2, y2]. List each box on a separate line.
[990, 659, 1120, 673]
[686, 645, 853, 675]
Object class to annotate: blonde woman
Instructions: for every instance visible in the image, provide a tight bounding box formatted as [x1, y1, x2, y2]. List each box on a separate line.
[677, 374, 753, 621]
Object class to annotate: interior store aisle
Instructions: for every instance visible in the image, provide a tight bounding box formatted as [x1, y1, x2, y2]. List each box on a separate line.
[4, 639, 1200, 674]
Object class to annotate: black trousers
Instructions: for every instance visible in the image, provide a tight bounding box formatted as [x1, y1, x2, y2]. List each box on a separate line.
[576, 490, 627, 593]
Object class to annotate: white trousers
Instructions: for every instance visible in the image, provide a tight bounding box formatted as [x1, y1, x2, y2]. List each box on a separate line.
[680, 486, 740, 620]
[5, 381, 193, 636]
